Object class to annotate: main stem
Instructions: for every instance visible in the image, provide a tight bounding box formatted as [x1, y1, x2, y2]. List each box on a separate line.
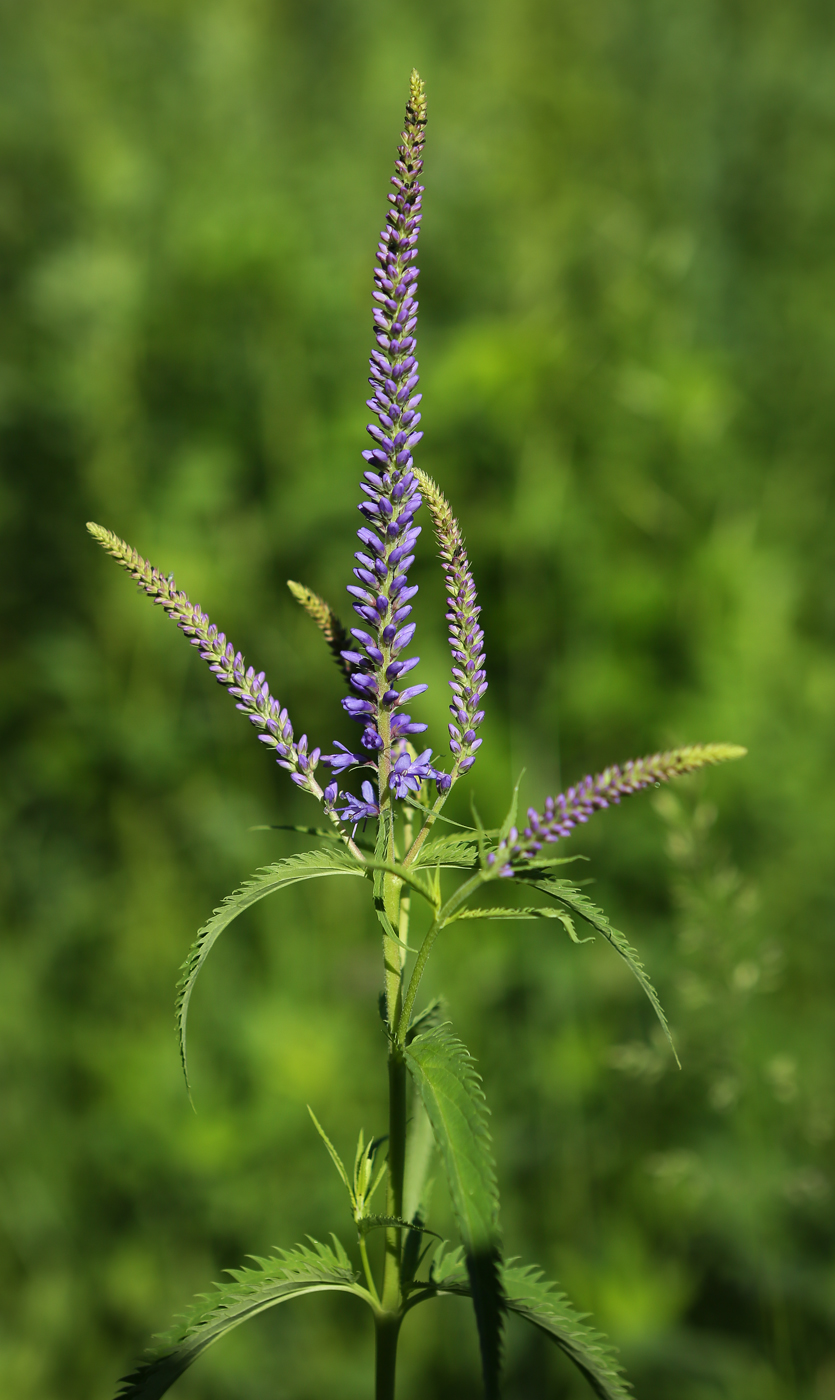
[375, 1012, 408, 1397]
[374, 730, 408, 1397]
[375, 1311, 402, 1400]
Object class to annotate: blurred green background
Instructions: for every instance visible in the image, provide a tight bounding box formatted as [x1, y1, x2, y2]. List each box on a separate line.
[2, 1, 835, 1396]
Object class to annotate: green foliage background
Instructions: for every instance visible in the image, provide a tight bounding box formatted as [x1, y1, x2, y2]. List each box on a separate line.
[2, 1, 835, 1396]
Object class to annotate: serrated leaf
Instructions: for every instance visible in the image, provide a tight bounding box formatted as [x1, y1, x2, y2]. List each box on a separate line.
[357, 1214, 440, 1238]
[176, 848, 366, 1093]
[502, 1263, 631, 1400]
[405, 798, 485, 831]
[418, 1250, 630, 1400]
[414, 834, 481, 869]
[251, 822, 374, 851]
[449, 907, 592, 942]
[498, 770, 525, 844]
[515, 852, 590, 870]
[360, 857, 438, 908]
[113, 1237, 370, 1400]
[307, 1107, 354, 1203]
[426, 1240, 467, 1285]
[405, 1026, 503, 1400]
[523, 875, 679, 1065]
[405, 996, 446, 1044]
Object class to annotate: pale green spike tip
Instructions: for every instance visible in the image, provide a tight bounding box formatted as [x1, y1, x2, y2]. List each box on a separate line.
[408, 69, 427, 127]
[708, 743, 747, 761]
[677, 742, 747, 768]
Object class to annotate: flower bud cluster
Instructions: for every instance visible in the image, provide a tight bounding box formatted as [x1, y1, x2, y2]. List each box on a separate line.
[86, 525, 322, 797]
[488, 744, 747, 874]
[415, 471, 487, 780]
[286, 581, 353, 684]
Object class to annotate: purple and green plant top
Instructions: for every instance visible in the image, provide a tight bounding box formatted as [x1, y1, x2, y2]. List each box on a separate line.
[89, 71, 746, 1400]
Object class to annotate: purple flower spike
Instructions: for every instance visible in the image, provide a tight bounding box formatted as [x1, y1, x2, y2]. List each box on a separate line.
[86, 524, 324, 800]
[491, 744, 748, 870]
[413, 470, 487, 788]
[341, 71, 428, 762]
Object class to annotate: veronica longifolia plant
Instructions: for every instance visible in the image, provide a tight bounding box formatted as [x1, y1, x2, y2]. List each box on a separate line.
[90, 71, 746, 1400]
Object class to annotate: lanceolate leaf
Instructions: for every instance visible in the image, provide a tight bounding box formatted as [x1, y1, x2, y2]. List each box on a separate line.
[420, 1248, 630, 1400]
[113, 1238, 371, 1400]
[251, 822, 374, 851]
[404, 1026, 503, 1400]
[449, 906, 591, 939]
[357, 1214, 440, 1238]
[498, 770, 525, 845]
[502, 1263, 631, 1400]
[176, 848, 366, 1092]
[413, 834, 481, 870]
[522, 875, 679, 1064]
[405, 996, 446, 1043]
[307, 1106, 353, 1200]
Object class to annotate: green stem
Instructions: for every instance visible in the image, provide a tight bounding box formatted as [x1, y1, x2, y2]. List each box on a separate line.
[374, 1312, 402, 1400]
[359, 1234, 381, 1308]
[374, 1039, 407, 1398]
[381, 1049, 407, 1309]
[373, 773, 408, 1398]
[401, 790, 450, 868]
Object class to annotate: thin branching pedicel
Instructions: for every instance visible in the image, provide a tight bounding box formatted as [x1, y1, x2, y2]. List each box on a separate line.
[90, 71, 747, 1400]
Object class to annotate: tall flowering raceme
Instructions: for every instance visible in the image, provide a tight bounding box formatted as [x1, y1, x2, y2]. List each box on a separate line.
[320, 71, 438, 826]
[90, 72, 746, 1400]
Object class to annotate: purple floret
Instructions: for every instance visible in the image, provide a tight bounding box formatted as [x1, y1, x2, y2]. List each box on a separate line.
[336, 780, 381, 826]
[389, 748, 440, 799]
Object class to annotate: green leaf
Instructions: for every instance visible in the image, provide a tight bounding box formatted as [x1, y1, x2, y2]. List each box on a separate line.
[405, 996, 446, 1043]
[449, 907, 592, 941]
[498, 770, 525, 844]
[404, 798, 484, 831]
[113, 1237, 371, 1400]
[405, 1026, 503, 1400]
[176, 848, 366, 1094]
[524, 875, 679, 1065]
[307, 1106, 354, 1202]
[360, 857, 439, 908]
[502, 1262, 631, 1400]
[418, 1249, 630, 1400]
[250, 822, 374, 851]
[515, 852, 589, 870]
[414, 834, 481, 870]
[357, 1214, 440, 1238]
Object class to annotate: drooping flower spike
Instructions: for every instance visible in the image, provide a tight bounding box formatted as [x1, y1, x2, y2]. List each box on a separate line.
[488, 744, 748, 874]
[333, 70, 431, 787]
[415, 470, 487, 782]
[86, 525, 324, 799]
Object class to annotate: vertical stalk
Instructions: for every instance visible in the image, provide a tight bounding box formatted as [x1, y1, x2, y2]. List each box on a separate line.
[375, 1312, 402, 1400]
[375, 1047, 407, 1395]
[373, 732, 407, 1395]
